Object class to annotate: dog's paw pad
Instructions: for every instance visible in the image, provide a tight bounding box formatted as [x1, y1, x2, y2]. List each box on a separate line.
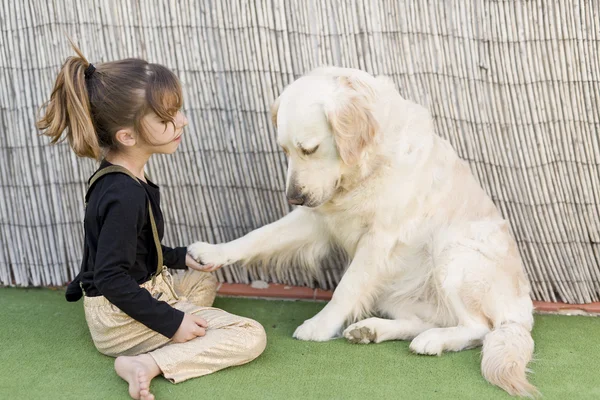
[343, 324, 376, 344]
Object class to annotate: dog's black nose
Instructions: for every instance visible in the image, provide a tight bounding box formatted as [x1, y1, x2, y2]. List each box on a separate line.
[286, 178, 305, 206]
[287, 196, 305, 206]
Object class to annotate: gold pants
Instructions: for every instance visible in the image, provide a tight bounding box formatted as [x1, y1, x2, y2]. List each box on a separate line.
[83, 268, 267, 383]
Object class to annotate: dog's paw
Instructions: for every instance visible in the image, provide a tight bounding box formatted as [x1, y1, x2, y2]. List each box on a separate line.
[409, 330, 444, 356]
[343, 323, 377, 344]
[293, 318, 338, 342]
[187, 242, 234, 266]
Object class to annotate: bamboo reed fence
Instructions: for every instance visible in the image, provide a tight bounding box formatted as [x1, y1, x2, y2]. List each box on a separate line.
[0, 0, 599, 304]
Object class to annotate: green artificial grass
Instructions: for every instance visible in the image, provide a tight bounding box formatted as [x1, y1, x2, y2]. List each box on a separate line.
[1, 288, 599, 400]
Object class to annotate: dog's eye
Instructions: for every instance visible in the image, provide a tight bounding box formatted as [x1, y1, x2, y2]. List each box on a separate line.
[301, 145, 319, 156]
[282, 146, 289, 156]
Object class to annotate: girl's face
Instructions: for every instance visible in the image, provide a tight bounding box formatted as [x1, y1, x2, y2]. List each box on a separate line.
[140, 110, 189, 154]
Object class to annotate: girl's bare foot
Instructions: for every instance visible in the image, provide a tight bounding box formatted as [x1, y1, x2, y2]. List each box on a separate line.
[115, 354, 161, 400]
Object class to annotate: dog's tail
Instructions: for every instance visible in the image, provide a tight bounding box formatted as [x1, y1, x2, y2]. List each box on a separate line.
[481, 321, 540, 398]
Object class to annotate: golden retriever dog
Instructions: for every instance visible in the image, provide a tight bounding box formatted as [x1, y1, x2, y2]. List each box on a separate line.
[189, 67, 538, 397]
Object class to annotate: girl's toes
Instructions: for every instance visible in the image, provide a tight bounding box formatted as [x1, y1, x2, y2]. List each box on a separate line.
[138, 375, 149, 391]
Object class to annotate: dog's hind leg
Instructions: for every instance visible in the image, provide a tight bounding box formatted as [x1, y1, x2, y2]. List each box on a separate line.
[407, 290, 491, 355]
[409, 325, 490, 355]
[343, 315, 437, 344]
[408, 251, 491, 356]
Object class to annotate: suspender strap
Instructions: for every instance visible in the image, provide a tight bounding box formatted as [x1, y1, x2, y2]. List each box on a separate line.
[86, 165, 163, 277]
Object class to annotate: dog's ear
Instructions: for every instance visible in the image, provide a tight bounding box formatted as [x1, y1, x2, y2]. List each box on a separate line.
[325, 75, 378, 166]
[270, 96, 281, 128]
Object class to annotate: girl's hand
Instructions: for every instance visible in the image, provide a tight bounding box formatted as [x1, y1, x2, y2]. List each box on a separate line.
[172, 313, 208, 343]
[186, 253, 222, 272]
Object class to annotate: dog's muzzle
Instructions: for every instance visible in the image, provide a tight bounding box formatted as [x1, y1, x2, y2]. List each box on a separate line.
[286, 173, 307, 206]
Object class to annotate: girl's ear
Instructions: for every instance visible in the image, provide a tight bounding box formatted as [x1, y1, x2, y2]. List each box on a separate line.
[114, 128, 136, 147]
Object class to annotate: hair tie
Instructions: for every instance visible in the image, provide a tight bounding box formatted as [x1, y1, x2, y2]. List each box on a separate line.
[84, 63, 96, 79]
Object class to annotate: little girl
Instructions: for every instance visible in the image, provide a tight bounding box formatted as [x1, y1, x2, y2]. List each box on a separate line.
[37, 42, 266, 400]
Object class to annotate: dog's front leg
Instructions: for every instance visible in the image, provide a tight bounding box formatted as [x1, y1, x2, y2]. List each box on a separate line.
[188, 207, 328, 268]
[293, 232, 394, 341]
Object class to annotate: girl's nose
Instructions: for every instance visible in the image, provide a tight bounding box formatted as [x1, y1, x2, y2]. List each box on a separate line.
[177, 111, 189, 128]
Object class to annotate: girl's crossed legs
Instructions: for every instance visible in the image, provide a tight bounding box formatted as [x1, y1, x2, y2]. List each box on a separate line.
[84, 269, 267, 399]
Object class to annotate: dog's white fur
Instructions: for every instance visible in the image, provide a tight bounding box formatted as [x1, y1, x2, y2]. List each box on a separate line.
[189, 67, 538, 397]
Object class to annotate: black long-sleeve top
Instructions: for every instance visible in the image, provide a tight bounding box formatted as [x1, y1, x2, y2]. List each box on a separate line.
[72, 160, 187, 338]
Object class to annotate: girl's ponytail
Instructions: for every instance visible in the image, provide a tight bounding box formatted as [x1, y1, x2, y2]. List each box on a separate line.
[36, 40, 100, 159]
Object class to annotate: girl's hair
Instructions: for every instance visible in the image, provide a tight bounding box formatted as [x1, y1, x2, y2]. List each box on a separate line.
[36, 39, 183, 160]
